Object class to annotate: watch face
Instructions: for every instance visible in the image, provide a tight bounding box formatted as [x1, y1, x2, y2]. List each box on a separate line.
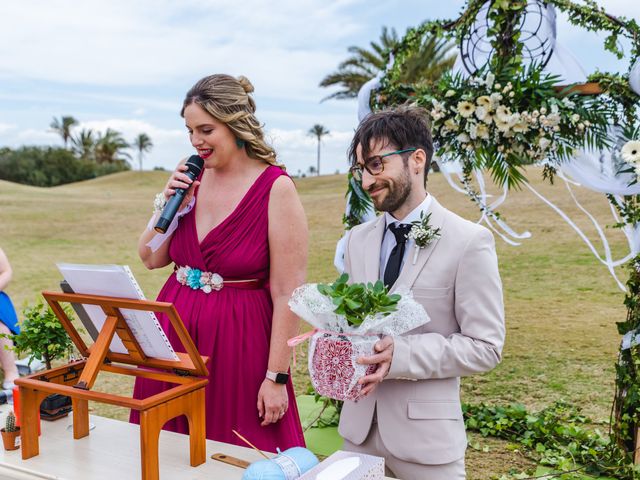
[275, 373, 289, 384]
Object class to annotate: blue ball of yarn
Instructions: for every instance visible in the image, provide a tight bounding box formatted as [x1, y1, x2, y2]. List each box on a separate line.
[242, 447, 319, 480]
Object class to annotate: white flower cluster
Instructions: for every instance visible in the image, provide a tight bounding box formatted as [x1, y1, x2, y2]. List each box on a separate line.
[153, 192, 167, 214]
[429, 71, 591, 163]
[406, 225, 439, 246]
[406, 212, 441, 264]
[621, 141, 640, 175]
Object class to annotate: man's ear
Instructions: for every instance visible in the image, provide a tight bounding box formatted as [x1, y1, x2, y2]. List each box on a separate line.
[411, 148, 427, 174]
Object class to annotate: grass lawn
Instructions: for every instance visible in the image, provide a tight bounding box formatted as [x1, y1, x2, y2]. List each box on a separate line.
[0, 168, 629, 478]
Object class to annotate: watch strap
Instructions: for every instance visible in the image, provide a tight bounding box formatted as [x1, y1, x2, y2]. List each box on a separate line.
[266, 370, 289, 384]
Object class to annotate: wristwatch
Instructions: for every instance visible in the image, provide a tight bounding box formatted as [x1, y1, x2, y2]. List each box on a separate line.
[265, 370, 289, 384]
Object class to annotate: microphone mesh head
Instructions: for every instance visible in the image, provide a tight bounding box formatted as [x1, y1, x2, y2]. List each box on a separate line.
[185, 155, 204, 177]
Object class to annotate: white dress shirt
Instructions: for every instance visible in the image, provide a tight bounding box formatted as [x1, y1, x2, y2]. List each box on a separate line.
[379, 194, 432, 281]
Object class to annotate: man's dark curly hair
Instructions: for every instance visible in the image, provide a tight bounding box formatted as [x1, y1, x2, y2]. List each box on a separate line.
[348, 105, 434, 185]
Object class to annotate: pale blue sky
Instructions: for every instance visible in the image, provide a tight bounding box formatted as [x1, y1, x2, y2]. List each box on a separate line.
[0, 0, 638, 175]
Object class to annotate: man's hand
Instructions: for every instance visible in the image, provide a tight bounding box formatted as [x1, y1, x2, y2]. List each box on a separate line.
[356, 335, 394, 397]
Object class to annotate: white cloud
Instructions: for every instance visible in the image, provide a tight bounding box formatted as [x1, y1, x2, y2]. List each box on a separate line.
[268, 128, 353, 175]
[74, 119, 190, 170]
[261, 104, 359, 131]
[0, 0, 361, 102]
[78, 119, 182, 140]
[0, 128, 59, 147]
[0, 124, 15, 135]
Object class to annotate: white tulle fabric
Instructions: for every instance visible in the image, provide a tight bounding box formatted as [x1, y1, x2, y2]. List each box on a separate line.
[434, 149, 640, 291]
[630, 57, 640, 96]
[333, 232, 350, 274]
[356, 53, 393, 122]
[435, 156, 533, 246]
[550, 150, 640, 290]
[333, 195, 376, 272]
[357, 75, 382, 123]
[288, 284, 429, 400]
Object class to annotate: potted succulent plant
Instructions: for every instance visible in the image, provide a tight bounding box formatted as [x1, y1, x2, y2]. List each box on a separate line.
[0, 299, 75, 420]
[288, 274, 429, 401]
[1, 411, 20, 450]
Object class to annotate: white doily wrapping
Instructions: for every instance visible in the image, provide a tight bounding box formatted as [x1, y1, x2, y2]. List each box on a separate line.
[289, 284, 429, 336]
[289, 284, 430, 400]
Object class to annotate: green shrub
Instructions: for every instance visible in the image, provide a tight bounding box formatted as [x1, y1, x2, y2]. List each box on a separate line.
[0, 146, 129, 186]
[1, 299, 74, 370]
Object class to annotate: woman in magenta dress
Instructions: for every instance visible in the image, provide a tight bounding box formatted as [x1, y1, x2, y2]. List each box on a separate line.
[131, 74, 307, 452]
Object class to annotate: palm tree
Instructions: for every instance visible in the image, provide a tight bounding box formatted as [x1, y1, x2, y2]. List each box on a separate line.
[50, 116, 78, 148]
[133, 133, 153, 171]
[95, 128, 131, 165]
[402, 35, 457, 87]
[71, 129, 95, 161]
[319, 26, 456, 100]
[308, 125, 330, 176]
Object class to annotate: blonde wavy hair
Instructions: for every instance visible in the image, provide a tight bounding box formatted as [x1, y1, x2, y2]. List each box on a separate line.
[181, 74, 282, 168]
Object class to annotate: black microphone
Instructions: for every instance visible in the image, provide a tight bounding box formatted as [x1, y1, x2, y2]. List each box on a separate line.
[154, 155, 204, 234]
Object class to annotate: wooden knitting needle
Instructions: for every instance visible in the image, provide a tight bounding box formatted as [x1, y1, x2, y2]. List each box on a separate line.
[232, 429, 270, 460]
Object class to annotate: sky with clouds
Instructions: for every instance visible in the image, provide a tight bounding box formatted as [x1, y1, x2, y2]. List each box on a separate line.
[1, 0, 638, 175]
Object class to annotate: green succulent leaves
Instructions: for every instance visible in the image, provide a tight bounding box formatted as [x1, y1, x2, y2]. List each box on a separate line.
[317, 273, 401, 327]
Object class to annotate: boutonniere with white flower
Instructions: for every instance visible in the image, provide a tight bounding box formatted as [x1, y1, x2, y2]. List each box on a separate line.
[406, 211, 442, 264]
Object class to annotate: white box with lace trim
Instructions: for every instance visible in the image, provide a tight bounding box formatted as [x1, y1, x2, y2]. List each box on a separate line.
[299, 450, 385, 480]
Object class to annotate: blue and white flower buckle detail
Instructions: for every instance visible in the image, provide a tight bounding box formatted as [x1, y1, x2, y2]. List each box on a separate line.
[176, 266, 223, 293]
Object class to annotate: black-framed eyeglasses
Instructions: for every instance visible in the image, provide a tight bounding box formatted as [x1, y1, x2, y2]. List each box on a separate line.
[349, 148, 417, 182]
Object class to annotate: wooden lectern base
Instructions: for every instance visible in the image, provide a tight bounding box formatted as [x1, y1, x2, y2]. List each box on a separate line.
[15, 291, 210, 480]
[16, 360, 207, 480]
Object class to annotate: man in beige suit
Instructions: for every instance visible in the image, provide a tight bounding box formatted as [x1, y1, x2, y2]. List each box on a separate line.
[338, 106, 505, 479]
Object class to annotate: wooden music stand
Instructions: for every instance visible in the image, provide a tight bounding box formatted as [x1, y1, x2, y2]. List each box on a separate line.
[15, 291, 210, 480]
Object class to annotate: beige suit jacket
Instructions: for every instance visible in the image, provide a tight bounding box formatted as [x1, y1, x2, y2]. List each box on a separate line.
[338, 196, 505, 465]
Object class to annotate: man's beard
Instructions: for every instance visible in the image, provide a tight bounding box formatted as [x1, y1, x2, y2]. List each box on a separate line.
[369, 167, 412, 213]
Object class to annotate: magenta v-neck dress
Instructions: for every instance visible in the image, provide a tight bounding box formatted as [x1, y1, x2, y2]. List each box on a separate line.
[130, 165, 305, 452]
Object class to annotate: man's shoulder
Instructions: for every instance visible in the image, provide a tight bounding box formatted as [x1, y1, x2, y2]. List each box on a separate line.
[438, 201, 493, 243]
[347, 216, 381, 239]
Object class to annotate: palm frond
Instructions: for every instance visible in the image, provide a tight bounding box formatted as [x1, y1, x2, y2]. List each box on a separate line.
[320, 27, 453, 101]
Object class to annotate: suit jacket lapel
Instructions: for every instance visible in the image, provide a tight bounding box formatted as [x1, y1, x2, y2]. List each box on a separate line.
[391, 197, 447, 293]
[364, 215, 386, 283]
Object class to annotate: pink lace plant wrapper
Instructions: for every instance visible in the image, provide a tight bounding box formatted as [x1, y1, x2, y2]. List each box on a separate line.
[309, 333, 377, 401]
[288, 283, 430, 402]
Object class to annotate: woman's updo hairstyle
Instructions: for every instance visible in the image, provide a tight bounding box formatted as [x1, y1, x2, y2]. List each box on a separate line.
[181, 74, 281, 167]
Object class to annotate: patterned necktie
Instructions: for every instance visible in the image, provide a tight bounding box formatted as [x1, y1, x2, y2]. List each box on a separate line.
[383, 223, 412, 288]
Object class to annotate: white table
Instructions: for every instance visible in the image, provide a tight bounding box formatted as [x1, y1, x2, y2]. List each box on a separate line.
[0, 408, 394, 479]
[0, 409, 277, 480]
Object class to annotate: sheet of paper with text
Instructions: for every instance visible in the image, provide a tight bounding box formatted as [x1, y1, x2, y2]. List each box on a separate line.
[57, 263, 178, 361]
